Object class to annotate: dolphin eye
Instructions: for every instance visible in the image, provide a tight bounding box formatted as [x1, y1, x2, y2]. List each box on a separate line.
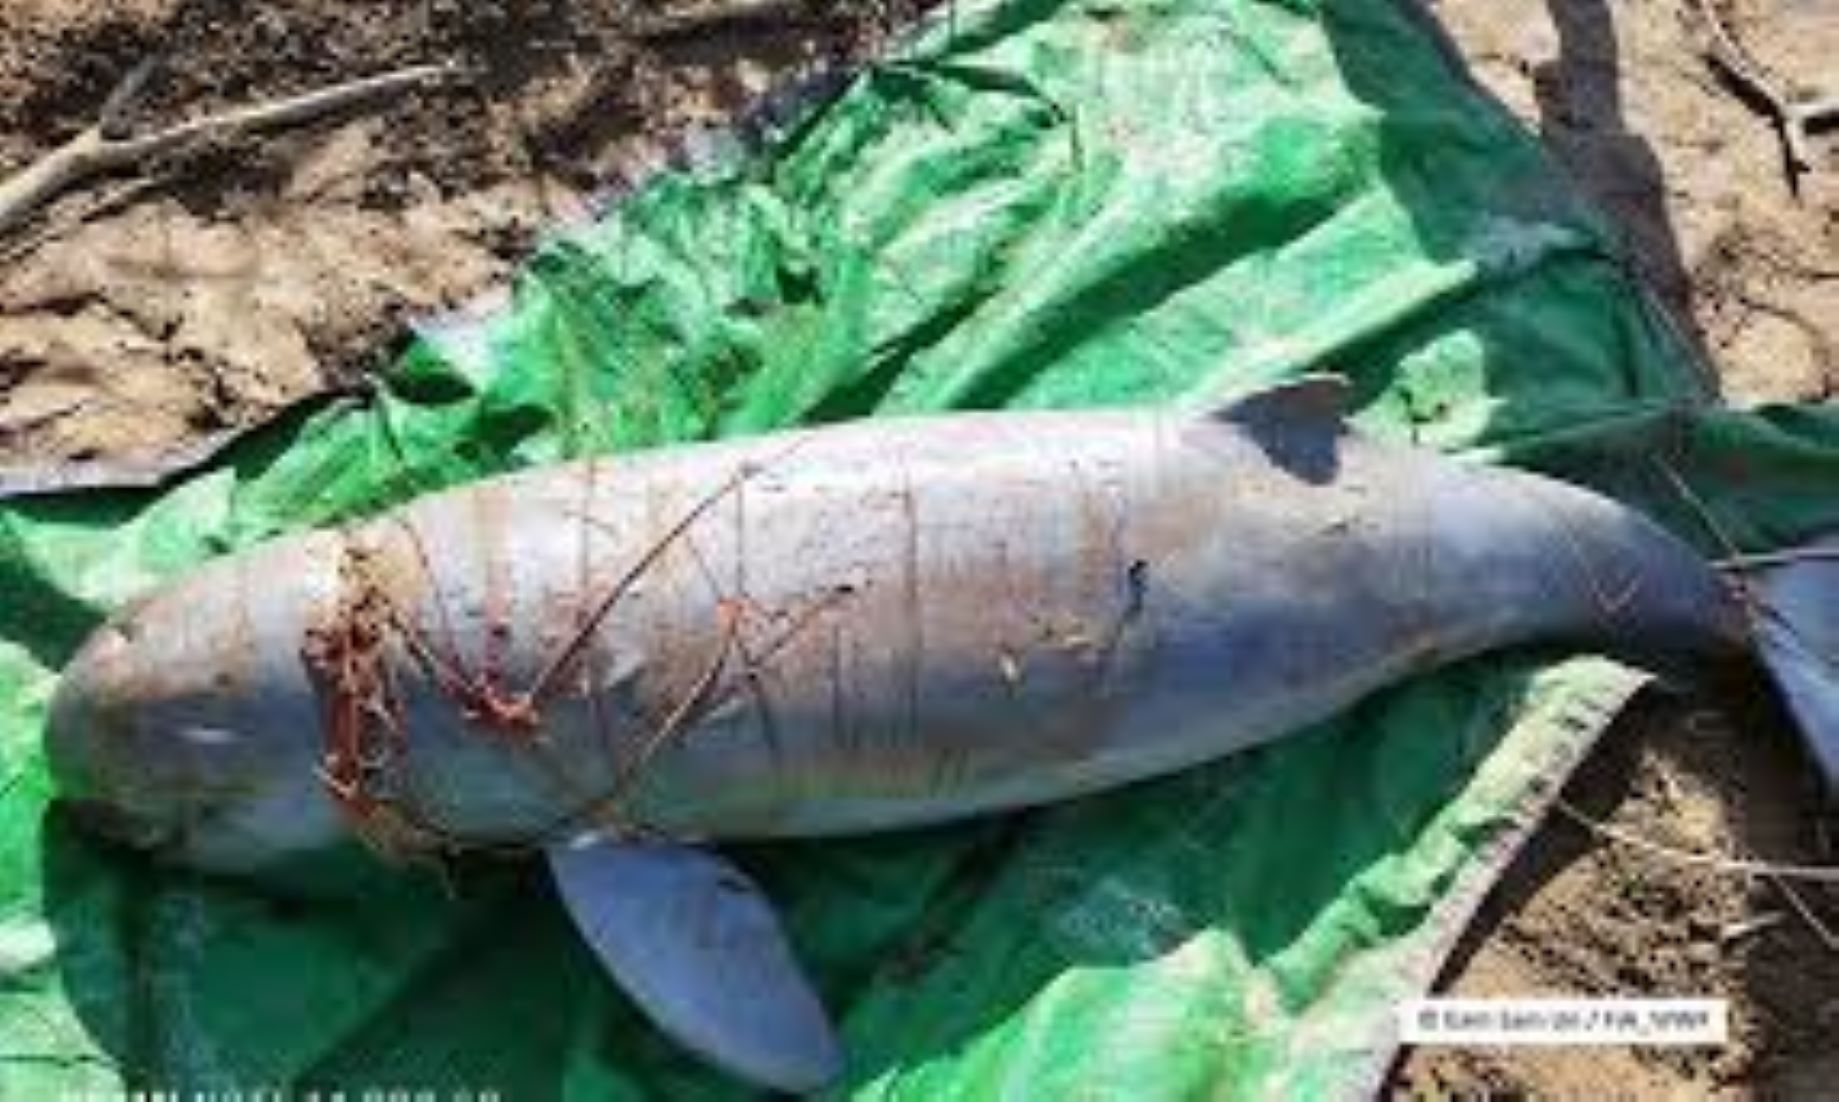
[178, 726, 239, 747]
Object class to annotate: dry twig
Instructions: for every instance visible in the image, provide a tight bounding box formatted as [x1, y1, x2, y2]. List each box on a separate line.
[1554, 798, 1839, 885]
[1767, 872, 1839, 954]
[1718, 911, 1784, 944]
[635, 0, 823, 41]
[1715, 547, 1839, 572]
[1693, 0, 1839, 196]
[0, 61, 465, 238]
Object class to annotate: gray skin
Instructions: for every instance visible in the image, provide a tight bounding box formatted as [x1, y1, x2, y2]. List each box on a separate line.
[47, 383, 1752, 874]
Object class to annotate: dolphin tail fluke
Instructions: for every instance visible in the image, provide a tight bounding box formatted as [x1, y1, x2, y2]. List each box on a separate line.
[1749, 541, 1839, 792]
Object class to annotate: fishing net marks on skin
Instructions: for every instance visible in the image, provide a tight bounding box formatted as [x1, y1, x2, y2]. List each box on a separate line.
[297, 453, 853, 865]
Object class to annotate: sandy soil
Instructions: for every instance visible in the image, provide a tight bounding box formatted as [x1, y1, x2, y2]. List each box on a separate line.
[1428, 0, 1837, 407]
[1, 0, 1835, 1097]
[0, 0, 910, 468]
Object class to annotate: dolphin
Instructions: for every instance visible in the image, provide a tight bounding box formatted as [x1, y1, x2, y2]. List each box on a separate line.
[44, 378, 1839, 1092]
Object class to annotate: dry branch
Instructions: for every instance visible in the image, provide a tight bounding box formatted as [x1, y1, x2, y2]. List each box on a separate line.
[0, 61, 465, 238]
[1554, 799, 1839, 886]
[1693, 0, 1839, 195]
[634, 0, 823, 41]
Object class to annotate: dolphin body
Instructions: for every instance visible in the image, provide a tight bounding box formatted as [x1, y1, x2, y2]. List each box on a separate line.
[45, 378, 1839, 1091]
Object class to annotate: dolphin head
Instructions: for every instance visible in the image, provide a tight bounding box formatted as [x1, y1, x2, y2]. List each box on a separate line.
[46, 536, 355, 875]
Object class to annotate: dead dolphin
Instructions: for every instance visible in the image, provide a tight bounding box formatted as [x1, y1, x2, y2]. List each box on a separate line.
[45, 378, 1839, 1092]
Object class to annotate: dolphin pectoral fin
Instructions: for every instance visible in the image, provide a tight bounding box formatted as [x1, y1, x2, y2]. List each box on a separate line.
[545, 835, 843, 1094]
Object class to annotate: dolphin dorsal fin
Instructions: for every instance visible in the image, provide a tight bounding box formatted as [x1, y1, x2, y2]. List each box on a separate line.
[1209, 373, 1352, 431]
[1197, 374, 1354, 484]
[547, 835, 842, 1093]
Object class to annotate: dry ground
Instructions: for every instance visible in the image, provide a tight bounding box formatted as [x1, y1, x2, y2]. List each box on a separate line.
[0, 0, 913, 469]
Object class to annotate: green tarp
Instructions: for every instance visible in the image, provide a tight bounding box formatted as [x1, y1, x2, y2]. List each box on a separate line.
[5, 0, 1838, 1096]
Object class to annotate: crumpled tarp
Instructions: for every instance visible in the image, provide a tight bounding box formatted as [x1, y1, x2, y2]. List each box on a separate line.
[5, 0, 1839, 1096]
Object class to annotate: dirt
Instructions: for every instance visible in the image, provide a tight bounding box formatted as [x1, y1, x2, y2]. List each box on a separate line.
[1426, 0, 1839, 407]
[2, 0, 1837, 1097]
[1393, 695, 1839, 1098]
[0, 0, 914, 466]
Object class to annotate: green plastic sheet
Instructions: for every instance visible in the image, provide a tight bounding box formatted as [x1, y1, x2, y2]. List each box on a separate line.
[5, 0, 1839, 1096]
